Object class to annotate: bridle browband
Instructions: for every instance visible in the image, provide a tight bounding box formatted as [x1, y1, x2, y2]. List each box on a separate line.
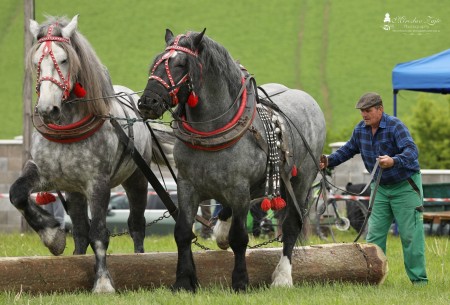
[149, 34, 198, 106]
[36, 24, 72, 101]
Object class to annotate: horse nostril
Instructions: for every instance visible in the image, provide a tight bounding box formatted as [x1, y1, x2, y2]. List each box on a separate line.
[138, 96, 152, 108]
[50, 106, 60, 119]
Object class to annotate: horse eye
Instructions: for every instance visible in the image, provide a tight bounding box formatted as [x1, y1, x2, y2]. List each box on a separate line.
[61, 59, 68, 64]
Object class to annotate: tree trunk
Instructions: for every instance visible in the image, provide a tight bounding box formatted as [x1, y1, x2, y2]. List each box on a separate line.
[0, 243, 387, 293]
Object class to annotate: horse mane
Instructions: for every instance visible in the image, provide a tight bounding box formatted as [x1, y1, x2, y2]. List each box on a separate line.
[28, 16, 113, 117]
[178, 32, 242, 98]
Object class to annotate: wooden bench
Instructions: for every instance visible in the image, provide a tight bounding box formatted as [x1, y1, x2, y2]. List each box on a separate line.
[422, 211, 450, 235]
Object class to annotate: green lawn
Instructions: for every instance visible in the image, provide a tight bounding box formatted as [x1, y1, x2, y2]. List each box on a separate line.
[0, 232, 448, 304]
[1, 0, 449, 146]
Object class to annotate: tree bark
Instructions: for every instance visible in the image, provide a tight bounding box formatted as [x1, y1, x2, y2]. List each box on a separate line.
[0, 243, 387, 293]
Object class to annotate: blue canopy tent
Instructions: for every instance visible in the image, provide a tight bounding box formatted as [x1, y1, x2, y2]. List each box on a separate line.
[392, 49, 450, 116]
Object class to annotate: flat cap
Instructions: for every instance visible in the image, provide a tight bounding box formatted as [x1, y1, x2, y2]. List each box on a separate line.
[355, 92, 382, 109]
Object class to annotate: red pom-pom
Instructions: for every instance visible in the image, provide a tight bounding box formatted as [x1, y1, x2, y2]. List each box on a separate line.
[35, 192, 56, 205]
[261, 198, 271, 212]
[73, 82, 86, 98]
[291, 165, 298, 177]
[271, 197, 286, 211]
[187, 92, 199, 107]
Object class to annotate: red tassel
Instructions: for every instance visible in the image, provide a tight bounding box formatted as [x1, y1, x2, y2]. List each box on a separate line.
[35, 192, 56, 205]
[73, 82, 86, 98]
[187, 92, 199, 107]
[261, 198, 271, 212]
[271, 197, 286, 211]
[291, 165, 298, 177]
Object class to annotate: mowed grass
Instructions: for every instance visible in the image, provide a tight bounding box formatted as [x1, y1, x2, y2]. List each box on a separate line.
[1, 0, 450, 146]
[0, 231, 448, 305]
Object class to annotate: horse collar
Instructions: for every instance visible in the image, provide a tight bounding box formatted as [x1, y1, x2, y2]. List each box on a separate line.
[32, 111, 105, 143]
[173, 75, 257, 151]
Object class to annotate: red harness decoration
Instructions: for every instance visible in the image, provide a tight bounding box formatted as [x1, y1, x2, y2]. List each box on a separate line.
[181, 78, 248, 137]
[33, 24, 103, 144]
[149, 34, 198, 106]
[151, 34, 256, 151]
[36, 24, 72, 101]
[175, 76, 257, 151]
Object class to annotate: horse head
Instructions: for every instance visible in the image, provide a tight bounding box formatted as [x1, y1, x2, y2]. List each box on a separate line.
[29, 15, 111, 124]
[138, 29, 205, 119]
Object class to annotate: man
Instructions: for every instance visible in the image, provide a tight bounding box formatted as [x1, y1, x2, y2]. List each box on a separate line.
[319, 92, 428, 285]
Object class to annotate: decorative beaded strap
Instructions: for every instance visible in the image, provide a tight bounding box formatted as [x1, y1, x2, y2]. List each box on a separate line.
[257, 105, 282, 199]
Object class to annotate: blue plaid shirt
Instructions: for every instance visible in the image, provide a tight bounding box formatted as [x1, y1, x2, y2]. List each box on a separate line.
[328, 112, 420, 185]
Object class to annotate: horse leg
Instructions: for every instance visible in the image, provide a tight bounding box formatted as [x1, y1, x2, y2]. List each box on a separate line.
[66, 192, 91, 254]
[272, 173, 313, 287]
[172, 179, 198, 292]
[9, 161, 66, 255]
[213, 206, 232, 250]
[271, 204, 301, 287]
[228, 204, 250, 292]
[89, 182, 115, 293]
[122, 169, 148, 253]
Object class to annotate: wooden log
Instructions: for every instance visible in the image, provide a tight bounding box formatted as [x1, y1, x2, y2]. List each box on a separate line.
[0, 243, 387, 293]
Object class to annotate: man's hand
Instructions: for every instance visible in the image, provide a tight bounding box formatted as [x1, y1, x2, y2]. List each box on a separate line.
[319, 155, 328, 170]
[378, 155, 394, 169]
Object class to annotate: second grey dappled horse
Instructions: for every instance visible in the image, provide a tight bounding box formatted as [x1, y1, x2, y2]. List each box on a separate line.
[9, 16, 173, 293]
[138, 29, 326, 291]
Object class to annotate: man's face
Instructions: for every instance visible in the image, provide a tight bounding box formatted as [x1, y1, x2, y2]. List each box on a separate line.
[360, 106, 383, 127]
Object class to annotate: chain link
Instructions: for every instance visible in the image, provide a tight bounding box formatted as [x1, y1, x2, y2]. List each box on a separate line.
[110, 210, 282, 250]
[248, 234, 282, 249]
[192, 236, 212, 251]
[109, 210, 172, 238]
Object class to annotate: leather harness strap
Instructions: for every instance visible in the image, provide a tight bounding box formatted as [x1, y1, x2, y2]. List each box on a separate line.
[110, 118, 211, 228]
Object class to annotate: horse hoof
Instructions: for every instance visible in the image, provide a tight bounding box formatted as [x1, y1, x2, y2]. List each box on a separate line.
[232, 283, 248, 292]
[92, 275, 116, 294]
[213, 218, 231, 250]
[171, 279, 197, 293]
[39, 227, 66, 256]
[271, 256, 293, 287]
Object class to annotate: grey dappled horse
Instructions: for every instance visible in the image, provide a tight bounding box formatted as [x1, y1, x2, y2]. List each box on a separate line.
[138, 29, 326, 292]
[9, 16, 173, 293]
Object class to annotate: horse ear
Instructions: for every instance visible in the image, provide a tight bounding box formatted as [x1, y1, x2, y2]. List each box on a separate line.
[62, 15, 79, 39]
[193, 28, 206, 52]
[165, 29, 174, 45]
[29, 19, 40, 40]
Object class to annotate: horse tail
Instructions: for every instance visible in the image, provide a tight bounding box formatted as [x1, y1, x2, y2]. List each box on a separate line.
[149, 123, 176, 168]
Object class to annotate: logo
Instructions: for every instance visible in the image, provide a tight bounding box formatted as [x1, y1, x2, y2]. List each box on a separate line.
[381, 13, 441, 35]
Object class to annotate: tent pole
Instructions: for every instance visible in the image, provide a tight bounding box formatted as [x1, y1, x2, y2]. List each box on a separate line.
[393, 89, 398, 116]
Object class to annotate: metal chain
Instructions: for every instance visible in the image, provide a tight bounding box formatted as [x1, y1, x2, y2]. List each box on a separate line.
[248, 234, 282, 249]
[109, 210, 172, 238]
[110, 210, 282, 250]
[192, 236, 212, 251]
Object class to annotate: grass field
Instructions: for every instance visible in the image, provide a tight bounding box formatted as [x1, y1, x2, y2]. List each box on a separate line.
[0, 232, 448, 304]
[1, 0, 449, 148]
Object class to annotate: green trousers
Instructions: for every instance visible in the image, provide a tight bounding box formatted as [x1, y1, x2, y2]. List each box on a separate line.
[366, 172, 428, 283]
